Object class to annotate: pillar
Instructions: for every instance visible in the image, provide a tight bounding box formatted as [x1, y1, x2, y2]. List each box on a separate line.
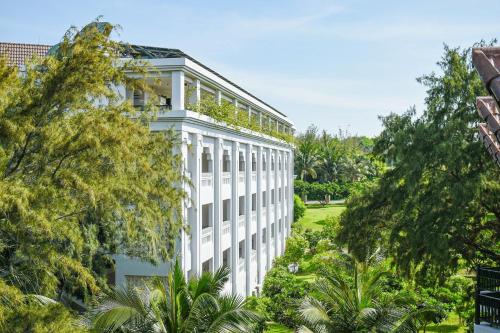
[231, 142, 239, 294]
[191, 133, 202, 275]
[213, 138, 223, 269]
[245, 144, 252, 296]
[172, 71, 185, 110]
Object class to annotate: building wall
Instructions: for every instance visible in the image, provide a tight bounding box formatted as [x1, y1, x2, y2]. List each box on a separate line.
[115, 110, 293, 296]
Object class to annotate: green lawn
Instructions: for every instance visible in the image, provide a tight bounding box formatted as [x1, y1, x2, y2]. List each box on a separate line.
[422, 313, 466, 333]
[265, 323, 294, 333]
[296, 203, 346, 231]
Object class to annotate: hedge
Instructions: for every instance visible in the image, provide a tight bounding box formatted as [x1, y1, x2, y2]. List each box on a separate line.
[294, 180, 350, 200]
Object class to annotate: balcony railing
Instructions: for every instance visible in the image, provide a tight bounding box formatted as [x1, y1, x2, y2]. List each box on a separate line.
[222, 221, 231, 235]
[252, 211, 257, 223]
[239, 172, 245, 183]
[201, 227, 212, 245]
[222, 172, 231, 185]
[476, 267, 500, 326]
[252, 172, 257, 182]
[251, 250, 257, 262]
[239, 259, 245, 272]
[201, 173, 213, 187]
[238, 215, 245, 229]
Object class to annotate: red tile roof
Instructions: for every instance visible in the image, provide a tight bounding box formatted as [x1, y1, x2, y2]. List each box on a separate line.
[0, 42, 51, 67]
[473, 47, 500, 167]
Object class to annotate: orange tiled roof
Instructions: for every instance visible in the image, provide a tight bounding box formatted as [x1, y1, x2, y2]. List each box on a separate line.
[473, 47, 500, 167]
[0, 42, 51, 67]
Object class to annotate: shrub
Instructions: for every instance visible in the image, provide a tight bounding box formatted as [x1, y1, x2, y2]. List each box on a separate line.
[283, 234, 309, 264]
[261, 266, 310, 328]
[293, 194, 306, 222]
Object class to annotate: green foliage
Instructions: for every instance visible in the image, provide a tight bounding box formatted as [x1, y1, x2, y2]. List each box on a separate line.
[337, 43, 500, 282]
[283, 234, 309, 264]
[90, 261, 260, 332]
[187, 96, 293, 143]
[294, 125, 382, 184]
[261, 266, 310, 328]
[0, 19, 187, 318]
[293, 194, 306, 222]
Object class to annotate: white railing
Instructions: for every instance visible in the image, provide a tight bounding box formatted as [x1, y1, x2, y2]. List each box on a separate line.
[222, 221, 231, 235]
[251, 250, 257, 262]
[239, 259, 245, 272]
[252, 172, 257, 182]
[202, 227, 212, 244]
[252, 211, 257, 223]
[238, 215, 245, 229]
[271, 173, 275, 180]
[222, 172, 231, 185]
[201, 173, 213, 187]
[262, 207, 267, 217]
[239, 172, 245, 183]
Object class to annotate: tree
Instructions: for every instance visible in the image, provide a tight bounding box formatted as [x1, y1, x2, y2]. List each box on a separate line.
[295, 126, 320, 181]
[0, 19, 187, 308]
[298, 254, 429, 333]
[337, 43, 500, 283]
[90, 261, 260, 332]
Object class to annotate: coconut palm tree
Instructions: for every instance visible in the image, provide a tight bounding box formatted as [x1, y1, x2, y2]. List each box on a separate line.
[90, 261, 260, 333]
[296, 126, 320, 181]
[298, 254, 431, 333]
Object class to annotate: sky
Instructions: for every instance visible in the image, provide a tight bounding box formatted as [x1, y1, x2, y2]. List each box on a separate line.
[1, 0, 499, 136]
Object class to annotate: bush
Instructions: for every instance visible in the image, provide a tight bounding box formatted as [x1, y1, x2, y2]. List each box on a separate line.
[261, 266, 310, 328]
[294, 180, 345, 200]
[293, 194, 306, 222]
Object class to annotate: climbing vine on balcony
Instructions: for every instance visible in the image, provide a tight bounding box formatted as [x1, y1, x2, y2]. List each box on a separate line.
[187, 96, 294, 144]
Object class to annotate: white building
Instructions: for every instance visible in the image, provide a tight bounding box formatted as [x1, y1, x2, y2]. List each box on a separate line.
[113, 45, 295, 296]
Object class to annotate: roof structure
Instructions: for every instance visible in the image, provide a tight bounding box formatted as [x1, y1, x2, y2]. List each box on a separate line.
[473, 47, 500, 167]
[0, 42, 51, 67]
[122, 44, 287, 118]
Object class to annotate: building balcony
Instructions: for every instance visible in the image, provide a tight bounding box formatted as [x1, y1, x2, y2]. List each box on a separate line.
[201, 227, 213, 245]
[201, 173, 213, 187]
[222, 220, 231, 236]
[239, 172, 245, 183]
[252, 172, 257, 182]
[238, 259, 245, 272]
[262, 207, 267, 217]
[252, 211, 257, 223]
[238, 215, 245, 229]
[251, 250, 257, 262]
[476, 267, 500, 330]
[222, 172, 231, 185]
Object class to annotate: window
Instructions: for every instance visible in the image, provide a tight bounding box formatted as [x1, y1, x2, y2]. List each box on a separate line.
[279, 188, 282, 202]
[223, 199, 230, 222]
[222, 249, 230, 270]
[271, 157, 275, 171]
[202, 204, 211, 229]
[271, 189, 275, 205]
[252, 234, 257, 250]
[201, 147, 212, 173]
[239, 152, 245, 171]
[262, 156, 267, 171]
[252, 153, 256, 171]
[252, 193, 256, 211]
[279, 219, 282, 233]
[239, 240, 245, 259]
[262, 228, 267, 243]
[239, 196, 245, 216]
[202, 259, 212, 273]
[262, 191, 266, 207]
[271, 223, 275, 238]
[133, 89, 144, 106]
[278, 157, 282, 170]
[223, 150, 230, 172]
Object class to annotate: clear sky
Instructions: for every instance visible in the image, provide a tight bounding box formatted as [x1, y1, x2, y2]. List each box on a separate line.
[1, 0, 498, 136]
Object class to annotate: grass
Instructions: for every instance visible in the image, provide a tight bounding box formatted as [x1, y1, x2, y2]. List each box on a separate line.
[422, 312, 466, 333]
[296, 203, 346, 231]
[265, 323, 294, 333]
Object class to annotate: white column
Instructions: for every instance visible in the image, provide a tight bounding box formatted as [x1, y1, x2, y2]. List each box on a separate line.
[213, 138, 223, 270]
[188, 78, 201, 106]
[172, 71, 185, 110]
[256, 146, 263, 284]
[265, 148, 272, 269]
[289, 150, 294, 236]
[273, 149, 279, 258]
[181, 132, 190, 278]
[191, 133, 202, 275]
[280, 150, 286, 255]
[245, 144, 252, 296]
[231, 142, 239, 294]
[216, 90, 222, 106]
[247, 106, 252, 122]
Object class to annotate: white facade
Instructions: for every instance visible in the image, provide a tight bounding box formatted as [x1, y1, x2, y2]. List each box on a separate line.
[114, 49, 294, 296]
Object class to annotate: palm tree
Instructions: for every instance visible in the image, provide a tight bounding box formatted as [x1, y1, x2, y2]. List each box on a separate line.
[298, 254, 431, 333]
[90, 261, 260, 333]
[296, 126, 320, 181]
